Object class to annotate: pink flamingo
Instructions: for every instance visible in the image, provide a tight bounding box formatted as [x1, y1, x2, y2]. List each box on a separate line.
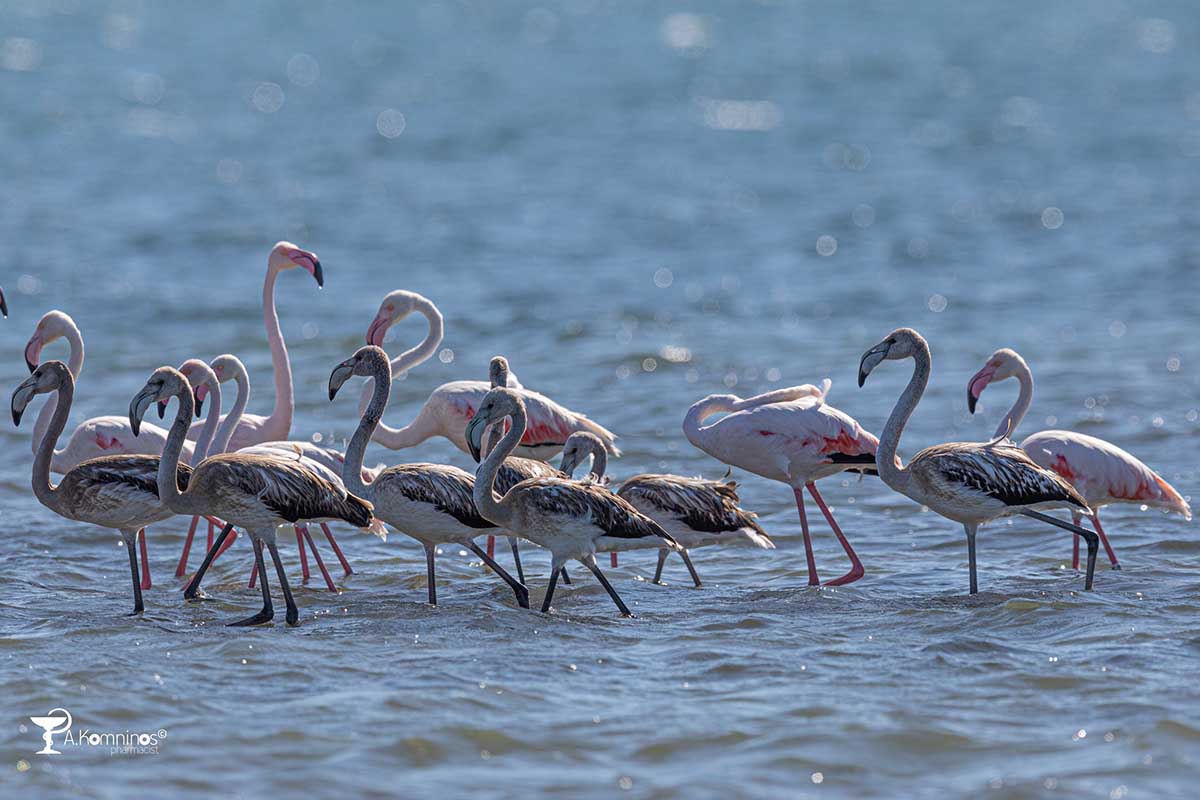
[361, 290, 619, 462]
[683, 381, 879, 586]
[173, 243, 324, 574]
[968, 348, 1192, 570]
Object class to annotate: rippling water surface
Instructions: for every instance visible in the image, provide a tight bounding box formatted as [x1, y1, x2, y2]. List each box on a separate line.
[2, 2, 1198, 797]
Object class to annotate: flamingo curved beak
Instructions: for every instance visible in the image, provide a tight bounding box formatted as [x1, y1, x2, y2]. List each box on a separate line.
[0, 288, 7, 318]
[328, 359, 356, 401]
[465, 413, 488, 463]
[366, 313, 389, 347]
[129, 387, 158, 437]
[967, 364, 997, 414]
[11, 375, 38, 426]
[858, 343, 889, 387]
[24, 336, 42, 373]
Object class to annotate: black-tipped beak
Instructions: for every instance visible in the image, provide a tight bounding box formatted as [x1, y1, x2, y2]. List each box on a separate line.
[194, 391, 205, 418]
[465, 414, 486, 463]
[312, 259, 324, 288]
[11, 406, 21, 426]
[0, 290, 7, 318]
[967, 390, 978, 415]
[157, 399, 168, 419]
[25, 356, 35, 373]
[328, 362, 354, 402]
[857, 366, 868, 388]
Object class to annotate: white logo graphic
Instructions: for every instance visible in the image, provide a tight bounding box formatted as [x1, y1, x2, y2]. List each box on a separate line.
[29, 708, 72, 755]
[24, 707, 166, 756]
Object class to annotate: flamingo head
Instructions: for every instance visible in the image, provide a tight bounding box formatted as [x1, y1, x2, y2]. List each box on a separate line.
[268, 241, 323, 288]
[178, 359, 217, 419]
[465, 387, 525, 463]
[328, 346, 391, 401]
[967, 348, 1024, 414]
[858, 327, 925, 386]
[24, 310, 75, 373]
[11, 361, 70, 426]
[559, 431, 606, 479]
[488, 356, 510, 388]
[365, 290, 427, 347]
[130, 367, 190, 437]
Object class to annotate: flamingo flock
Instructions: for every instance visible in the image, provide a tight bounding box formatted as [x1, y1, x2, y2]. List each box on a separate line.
[3, 247, 1192, 626]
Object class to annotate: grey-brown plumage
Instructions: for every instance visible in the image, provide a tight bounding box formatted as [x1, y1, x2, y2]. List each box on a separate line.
[371, 462, 494, 530]
[619, 474, 770, 539]
[915, 441, 1089, 513]
[515, 476, 677, 542]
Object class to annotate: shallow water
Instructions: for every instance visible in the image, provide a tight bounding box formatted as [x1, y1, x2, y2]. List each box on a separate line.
[1, 1, 1198, 797]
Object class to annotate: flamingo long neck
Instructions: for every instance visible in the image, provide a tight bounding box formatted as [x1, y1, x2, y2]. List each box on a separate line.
[190, 377, 223, 466]
[583, 439, 608, 480]
[213, 368, 249, 454]
[157, 386, 201, 516]
[995, 360, 1034, 439]
[358, 296, 445, 439]
[344, 359, 392, 499]
[876, 345, 931, 494]
[682, 395, 737, 450]
[32, 321, 84, 458]
[31, 376, 74, 513]
[483, 360, 509, 456]
[473, 405, 526, 529]
[261, 266, 293, 440]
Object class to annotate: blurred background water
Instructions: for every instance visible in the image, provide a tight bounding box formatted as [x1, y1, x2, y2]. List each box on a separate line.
[1, 1, 1198, 797]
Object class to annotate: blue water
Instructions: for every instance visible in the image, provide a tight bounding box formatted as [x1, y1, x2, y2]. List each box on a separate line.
[2, 2, 1198, 797]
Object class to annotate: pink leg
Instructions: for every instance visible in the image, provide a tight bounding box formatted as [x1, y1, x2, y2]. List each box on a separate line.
[808, 483, 865, 586]
[611, 552, 618, 568]
[175, 515, 201, 577]
[486, 535, 496, 559]
[207, 519, 214, 551]
[793, 487, 820, 585]
[295, 526, 311, 583]
[248, 557, 258, 589]
[1091, 512, 1120, 569]
[320, 523, 353, 576]
[138, 528, 152, 590]
[301, 527, 337, 592]
[1071, 514, 1081, 570]
[212, 519, 238, 559]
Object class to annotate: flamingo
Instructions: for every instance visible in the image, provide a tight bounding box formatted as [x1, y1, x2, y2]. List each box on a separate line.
[857, 328, 1101, 594]
[175, 354, 383, 590]
[23, 310, 201, 471]
[11, 360, 223, 616]
[466, 386, 680, 617]
[967, 348, 1192, 570]
[329, 346, 530, 608]
[682, 381, 879, 586]
[131, 366, 374, 627]
[559, 431, 773, 587]
[480, 356, 562, 572]
[361, 290, 619, 461]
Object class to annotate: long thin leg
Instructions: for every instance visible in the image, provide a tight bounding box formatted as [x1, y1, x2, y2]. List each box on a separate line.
[964, 523, 978, 594]
[175, 515, 201, 577]
[1020, 510, 1097, 591]
[294, 526, 311, 583]
[1091, 511, 1120, 569]
[207, 519, 215, 551]
[228, 538, 274, 626]
[300, 527, 337, 592]
[1071, 513, 1082, 570]
[266, 537, 299, 626]
[793, 487, 820, 585]
[137, 528, 151, 590]
[248, 557, 258, 589]
[122, 530, 144, 616]
[424, 544, 438, 606]
[541, 559, 563, 613]
[184, 523, 236, 599]
[652, 548, 669, 584]
[679, 549, 703, 587]
[508, 537, 525, 584]
[320, 523, 353, 576]
[611, 552, 618, 568]
[468, 542, 530, 609]
[808, 483, 864, 586]
[213, 520, 238, 558]
[486, 535, 496, 559]
[583, 554, 633, 617]
[560, 567, 572, 585]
